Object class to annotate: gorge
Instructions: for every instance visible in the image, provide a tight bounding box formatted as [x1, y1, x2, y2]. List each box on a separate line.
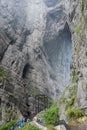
[0, 0, 87, 124]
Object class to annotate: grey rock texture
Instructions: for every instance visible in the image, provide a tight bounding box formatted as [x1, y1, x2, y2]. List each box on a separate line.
[58, 0, 87, 120]
[1, 0, 86, 122]
[0, 0, 72, 98]
[67, 0, 87, 110]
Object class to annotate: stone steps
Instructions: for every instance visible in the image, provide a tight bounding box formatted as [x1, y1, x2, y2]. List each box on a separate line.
[30, 120, 67, 130]
[30, 121, 47, 130]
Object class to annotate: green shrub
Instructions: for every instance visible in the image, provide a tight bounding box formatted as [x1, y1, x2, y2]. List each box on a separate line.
[60, 87, 69, 104]
[71, 71, 78, 83]
[66, 107, 84, 119]
[65, 96, 75, 110]
[0, 120, 17, 130]
[20, 124, 41, 130]
[75, 23, 81, 35]
[0, 66, 6, 81]
[61, 84, 77, 105]
[47, 125, 56, 130]
[69, 85, 77, 97]
[43, 104, 59, 125]
[60, 96, 66, 104]
[80, 0, 85, 12]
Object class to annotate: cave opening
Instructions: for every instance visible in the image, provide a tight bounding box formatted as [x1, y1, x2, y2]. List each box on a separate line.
[22, 63, 33, 79]
[22, 63, 30, 78]
[44, 23, 72, 91]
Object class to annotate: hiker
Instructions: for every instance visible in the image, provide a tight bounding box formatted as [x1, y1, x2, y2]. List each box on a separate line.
[37, 118, 43, 123]
[17, 119, 24, 128]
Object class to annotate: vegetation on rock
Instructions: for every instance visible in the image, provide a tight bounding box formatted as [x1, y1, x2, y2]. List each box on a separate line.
[60, 84, 77, 106]
[71, 71, 78, 83]
[0, 120, 17, 130]
[42, 104, 59, 125]
[0, 66, 6, 82]
[20, 124, 41, 130]
[66, 107, 84, 119]
[75, 23, 81, 36]
[65, 96, 75, 110]
[47, 125, 56, 130]
[80, 0, 85, 12]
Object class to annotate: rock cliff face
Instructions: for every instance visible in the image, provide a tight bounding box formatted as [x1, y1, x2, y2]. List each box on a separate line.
[0, 0, 72, 122]
[59, 0, 87, 120]
[0, 0, 72, 96]
[68, 0, 87, 109]
[0, 0, 86, 122]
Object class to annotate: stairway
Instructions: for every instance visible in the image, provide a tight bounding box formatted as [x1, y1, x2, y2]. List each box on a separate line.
[30, 120, 47, 130]
[31, 120, 67, 130]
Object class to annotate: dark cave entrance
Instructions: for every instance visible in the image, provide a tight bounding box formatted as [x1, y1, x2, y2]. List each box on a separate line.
[22, 63, 33, 79]
[44, 23, 72, 90]
[22, 63, 30, 78]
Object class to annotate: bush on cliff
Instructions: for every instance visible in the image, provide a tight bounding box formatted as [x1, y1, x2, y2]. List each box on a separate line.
[43, 104, 59, 125]
[0, 120, 17, 130]
[66, 107, 84, 119]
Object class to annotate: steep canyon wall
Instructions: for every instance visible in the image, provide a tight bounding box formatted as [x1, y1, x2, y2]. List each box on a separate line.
[0, 0, 86, 122]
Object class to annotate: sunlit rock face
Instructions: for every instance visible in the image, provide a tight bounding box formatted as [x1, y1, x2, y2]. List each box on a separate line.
[0, 0, 72, 120]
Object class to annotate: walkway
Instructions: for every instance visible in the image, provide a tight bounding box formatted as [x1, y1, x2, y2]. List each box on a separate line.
[30, 119, 67, 130]
[31, 120, 87, 130]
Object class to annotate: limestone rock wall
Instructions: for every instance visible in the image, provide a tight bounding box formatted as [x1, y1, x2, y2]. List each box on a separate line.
[0, 0, 82, 122]
[0, 0, 72, 99]
[67, 0, 87, 109]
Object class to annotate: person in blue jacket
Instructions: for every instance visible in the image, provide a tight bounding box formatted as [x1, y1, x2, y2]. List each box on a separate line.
[17, 119, 24, 128]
